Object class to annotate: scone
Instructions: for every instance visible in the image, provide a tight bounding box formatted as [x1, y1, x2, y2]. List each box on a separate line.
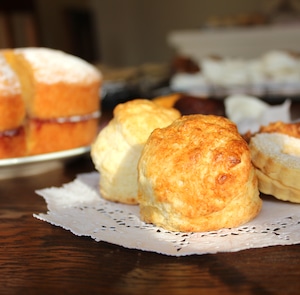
[91, 99, 181, 204]
[249, 132, 300, 203]
[138, 114, 262, 232]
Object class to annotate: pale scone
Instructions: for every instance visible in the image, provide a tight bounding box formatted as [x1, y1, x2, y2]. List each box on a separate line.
[249, 132, 300, 203]
[138, 114, 262, 232]
[91, 99, 181, 204]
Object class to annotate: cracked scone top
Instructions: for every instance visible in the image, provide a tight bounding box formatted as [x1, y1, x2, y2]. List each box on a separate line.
[138, 114, 262, 232]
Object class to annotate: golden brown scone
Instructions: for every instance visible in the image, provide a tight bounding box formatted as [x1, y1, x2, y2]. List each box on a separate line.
[249, 132, 300, 202]
[91, 99, 181, 205]
[138, 114, 262, 232]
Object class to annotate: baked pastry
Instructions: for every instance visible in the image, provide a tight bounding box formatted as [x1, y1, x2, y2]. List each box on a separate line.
[0, 53, 26, 158]
[249, 132, 300, 203]
[91, 99, 180, 205]
[138, 114, 262, 232]
[0, 47, 101, 157]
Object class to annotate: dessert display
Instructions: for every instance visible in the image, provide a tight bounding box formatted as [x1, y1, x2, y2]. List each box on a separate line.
[88, 42, 300, 232]
[0, 47, 102, 159]
[89, 76, 300, 231]
[91, 99, 180, 205]
[138, 114, 262, 232]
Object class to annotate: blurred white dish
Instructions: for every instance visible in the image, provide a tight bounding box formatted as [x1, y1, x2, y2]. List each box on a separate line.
[225, 94, 291, 134]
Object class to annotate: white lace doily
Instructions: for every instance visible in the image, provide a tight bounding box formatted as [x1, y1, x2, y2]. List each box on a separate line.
[34, 172, 300, 256]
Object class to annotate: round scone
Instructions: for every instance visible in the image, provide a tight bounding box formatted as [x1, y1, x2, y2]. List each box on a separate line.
[91, 99, 181, 204]
[249, 132, 300, 202]
[138, 114, 262, 232]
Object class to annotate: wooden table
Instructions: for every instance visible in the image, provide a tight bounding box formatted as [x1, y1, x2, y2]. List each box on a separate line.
[1, 103, 300, 295]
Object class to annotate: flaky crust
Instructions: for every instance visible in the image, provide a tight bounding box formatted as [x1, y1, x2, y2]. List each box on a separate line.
[138, 114, 262, 232]
[91, 99, 181, 205]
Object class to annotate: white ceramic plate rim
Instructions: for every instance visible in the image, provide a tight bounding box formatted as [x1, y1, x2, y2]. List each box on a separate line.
[0, 146, 90, 167]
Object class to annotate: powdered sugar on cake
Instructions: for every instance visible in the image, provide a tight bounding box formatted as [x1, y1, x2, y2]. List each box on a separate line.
[16, 48, 101, 84]
[0, 54, 21, 96]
